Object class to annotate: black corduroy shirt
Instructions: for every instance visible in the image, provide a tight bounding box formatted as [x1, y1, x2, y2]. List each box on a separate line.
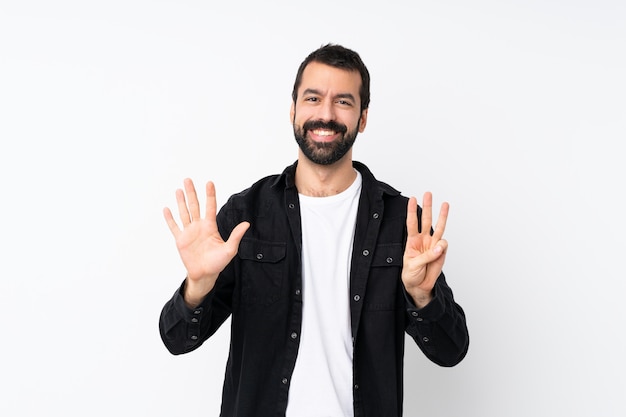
[159, 161, 469, 417]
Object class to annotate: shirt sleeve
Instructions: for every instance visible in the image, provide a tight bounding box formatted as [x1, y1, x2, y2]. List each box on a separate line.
[403, 272, 470, 367]
[159, 268, 232, 355]
[159, 202, 239, 355]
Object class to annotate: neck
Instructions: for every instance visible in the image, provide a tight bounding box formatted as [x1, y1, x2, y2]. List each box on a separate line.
[295, 153, 356, 197]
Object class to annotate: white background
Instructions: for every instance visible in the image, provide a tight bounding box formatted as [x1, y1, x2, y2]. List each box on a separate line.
[1, 1, 624, 416]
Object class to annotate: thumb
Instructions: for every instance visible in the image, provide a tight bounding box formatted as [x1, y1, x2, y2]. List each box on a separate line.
[226, 221, 250, 249]
[429, 239, 448, 261]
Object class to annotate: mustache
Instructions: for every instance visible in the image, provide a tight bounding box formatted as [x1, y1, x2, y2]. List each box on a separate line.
[302, 120, 348, 134]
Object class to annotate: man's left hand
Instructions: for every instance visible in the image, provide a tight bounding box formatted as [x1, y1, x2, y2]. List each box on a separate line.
[401, 192, 449, 308]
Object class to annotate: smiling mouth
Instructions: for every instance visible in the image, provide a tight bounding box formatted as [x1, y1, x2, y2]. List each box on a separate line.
[311, 129, 337, 137]
[308, 129, 340, 143]
[301, 120, 347, 143]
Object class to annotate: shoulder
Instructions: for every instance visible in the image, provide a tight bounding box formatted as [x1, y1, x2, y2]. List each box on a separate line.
[220, 161, 298, 214]
[229, 161, 297, 202]
[354, 161, 405, 199]
[223, 174, 282, 209]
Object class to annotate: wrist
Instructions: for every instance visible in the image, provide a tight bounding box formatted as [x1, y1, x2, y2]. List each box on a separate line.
[407, 287, 433, 309]
[183, 276, 216, 308]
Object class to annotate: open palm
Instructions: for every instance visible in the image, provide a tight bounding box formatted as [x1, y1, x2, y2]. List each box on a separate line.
[401, 192, 449, 307]
[163, 179, 249, 304]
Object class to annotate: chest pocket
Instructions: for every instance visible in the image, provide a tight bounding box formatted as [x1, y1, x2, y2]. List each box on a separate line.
[238, 238, 287, 307]
[364, 242, 404, 311]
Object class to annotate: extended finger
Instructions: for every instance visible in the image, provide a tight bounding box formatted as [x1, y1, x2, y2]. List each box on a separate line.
[406, 197, 419, 237]
[421, 192, 433, 235]
[432, 202, 450, 241]
[163, 207, 181, 238]
[184, 178, 201, 222]
[175, 188, 191, 226]
[205, 181, 217, 223]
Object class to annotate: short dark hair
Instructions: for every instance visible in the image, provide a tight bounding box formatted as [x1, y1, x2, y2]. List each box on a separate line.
[291, 44, 370, 112]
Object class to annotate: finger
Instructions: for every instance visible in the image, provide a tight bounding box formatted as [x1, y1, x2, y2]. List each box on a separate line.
[163, 207, 181, 238]
[432, 202, 450, 241]
[411, 239, 448, 268]
[421, 192, 433, 235]
[406, 197, 419, 237]
[225, 221, 251, 254]
[425, 240, 448, 282]
[175, 188, 191, 226]
[205, 181, 217, 223]
[433, 239, 448, 256]
[184, 178, 201, 222]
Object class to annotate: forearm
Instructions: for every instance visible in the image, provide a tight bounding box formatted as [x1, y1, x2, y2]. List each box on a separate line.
[405, 274, 469, 366]
[159, 278, 231, 355]
[183, 274, 218, 308]
[405, 287, 434, 309]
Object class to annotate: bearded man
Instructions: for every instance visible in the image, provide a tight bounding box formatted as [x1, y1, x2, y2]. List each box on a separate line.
[159, 43, 469, 417]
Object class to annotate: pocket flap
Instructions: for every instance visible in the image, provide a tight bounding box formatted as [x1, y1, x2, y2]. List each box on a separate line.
[371, 243, 403, 267]
[239, 238, 286, 263]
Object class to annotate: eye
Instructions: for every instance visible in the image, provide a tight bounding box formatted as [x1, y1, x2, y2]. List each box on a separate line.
[336, 99, 353, 106]
[304, 96, 319, 102]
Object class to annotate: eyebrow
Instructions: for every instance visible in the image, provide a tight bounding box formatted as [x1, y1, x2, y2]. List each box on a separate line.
[302, 88, 356, 103]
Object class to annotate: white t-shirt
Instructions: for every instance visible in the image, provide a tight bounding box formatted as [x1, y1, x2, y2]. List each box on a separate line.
[286, 171, 362, 417]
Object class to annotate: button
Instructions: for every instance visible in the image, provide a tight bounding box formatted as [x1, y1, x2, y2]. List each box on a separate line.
[411, 311, 418, 317]
[190, 335, 198, 340]
[256, 253, 263, 260]
[354, 384, 359, 390]
[290, 332, 298, 339]
[191, 317, 199, 323]
[193, 310, 201, 315]
[282, 378, 288, 384]
[295, 289, 301, 295]
[353, 294, 361, 302]
[416, 317, 423, 322]
[288, 203, 295, 209]
[372, 213, 379, 219]
[362, 250, 370, 256]
[422, 337, 429, 343]
[386, 257, 393, 263]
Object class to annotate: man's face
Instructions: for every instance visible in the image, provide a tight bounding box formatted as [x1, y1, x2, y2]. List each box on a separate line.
[291, 62, 368, 165]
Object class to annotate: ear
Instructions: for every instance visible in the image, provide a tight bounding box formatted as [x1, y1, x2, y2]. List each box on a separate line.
[358, 109, 368, 132]
[290, 102, 295, 124]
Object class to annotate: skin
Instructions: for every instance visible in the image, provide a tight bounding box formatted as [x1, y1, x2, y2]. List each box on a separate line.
[290, 62, 366, 195]
[164, 61, 449, 309]
[163, 180, 250, 308]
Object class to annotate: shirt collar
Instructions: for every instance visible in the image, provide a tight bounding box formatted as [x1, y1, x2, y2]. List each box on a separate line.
[271, 160, 401, 198]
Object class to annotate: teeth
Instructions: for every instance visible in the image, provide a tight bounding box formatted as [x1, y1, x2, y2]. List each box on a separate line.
[312, 129, 335, 136]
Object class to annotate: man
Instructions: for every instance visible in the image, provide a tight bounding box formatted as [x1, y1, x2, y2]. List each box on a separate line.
[159, 44, 469, 417]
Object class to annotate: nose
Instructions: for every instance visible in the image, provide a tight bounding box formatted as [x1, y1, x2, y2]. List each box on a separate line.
[317, 99, 336, 122]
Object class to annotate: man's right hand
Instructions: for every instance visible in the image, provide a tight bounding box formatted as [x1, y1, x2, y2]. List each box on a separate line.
[163, 179, 250, 308]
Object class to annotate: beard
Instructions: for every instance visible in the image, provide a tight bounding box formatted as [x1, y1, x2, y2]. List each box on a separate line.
[293, 119, 359, 166]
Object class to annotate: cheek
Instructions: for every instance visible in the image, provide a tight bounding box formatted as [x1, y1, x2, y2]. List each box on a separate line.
[349, 114, 363, 131]
[292, 106, 308, 125]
